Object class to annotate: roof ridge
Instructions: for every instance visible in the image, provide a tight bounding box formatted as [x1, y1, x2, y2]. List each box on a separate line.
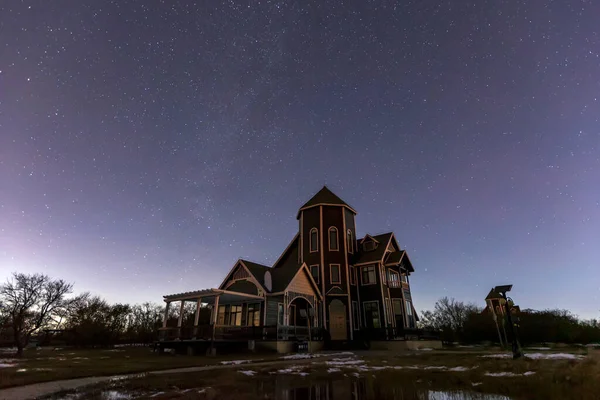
[240, 259, 271, 268]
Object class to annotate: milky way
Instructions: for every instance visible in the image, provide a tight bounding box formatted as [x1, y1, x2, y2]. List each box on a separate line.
[1, 1, 599, 317]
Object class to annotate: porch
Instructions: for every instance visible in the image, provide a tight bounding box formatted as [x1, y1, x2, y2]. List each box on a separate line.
[157, 288, 323, 345]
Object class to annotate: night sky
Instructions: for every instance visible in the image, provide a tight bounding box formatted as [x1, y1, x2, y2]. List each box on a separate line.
[1, 1, 599, 318]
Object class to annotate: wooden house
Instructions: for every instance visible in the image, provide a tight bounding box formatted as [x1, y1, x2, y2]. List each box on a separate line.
[158, 187, 437, 353]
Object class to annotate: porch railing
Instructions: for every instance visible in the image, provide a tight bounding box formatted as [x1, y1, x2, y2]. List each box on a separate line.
[158, 325, 324, 342]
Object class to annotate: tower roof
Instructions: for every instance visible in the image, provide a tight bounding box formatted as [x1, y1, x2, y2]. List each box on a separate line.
[297, 186, 356, 218]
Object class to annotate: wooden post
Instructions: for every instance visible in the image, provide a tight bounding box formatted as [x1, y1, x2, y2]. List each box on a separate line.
[210, 295, 220, 355]
[163, 301, 171, 328]
[178, 300, 185, 327]
[194, 298, 202, 326]
[307, 305, 312, 353]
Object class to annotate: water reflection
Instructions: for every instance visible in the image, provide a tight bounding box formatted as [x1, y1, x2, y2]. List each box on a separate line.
[272, 376, 510, 400]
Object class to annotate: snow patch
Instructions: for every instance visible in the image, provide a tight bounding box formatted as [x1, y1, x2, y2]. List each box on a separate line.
[281, 351, 354, 360]
[239, 370, 256, 376]
[101, 391, 131, 399]
[526, 347, 551, 351]
[327, 368, 341, 373]
[221, 359, 253, 365]
[481, 352, 583, 360]
[484, 371, 536, 377]
[325, 358, 365, 366]
[526, 353, 584, 360]
[471, 382, 482, 386]
[447, 366, 470, 372]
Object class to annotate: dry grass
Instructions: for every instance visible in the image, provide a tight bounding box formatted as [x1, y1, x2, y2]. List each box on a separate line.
[0, 346, 273, 389]
[39, 351, 600, 400]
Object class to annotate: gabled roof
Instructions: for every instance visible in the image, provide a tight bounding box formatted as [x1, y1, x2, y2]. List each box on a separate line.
[272, 234, 299, 269]
[359, 234, 380, 244]
[384, 250, 415, 273]
[385, 250, 404, 265]
[485, 288, 507, 300]
[297, 186, 357, 218]
[240, 260, 271, 289]
[271, 263, 302, 292]
[351, 232, 394, 265]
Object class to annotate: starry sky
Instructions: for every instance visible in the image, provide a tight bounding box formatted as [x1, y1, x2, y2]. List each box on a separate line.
[1, 1, 599, 318]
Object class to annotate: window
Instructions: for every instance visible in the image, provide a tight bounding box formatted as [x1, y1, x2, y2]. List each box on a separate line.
[349, 266, 356, 285]
[392, 299, 403, 316]
[401, 273, 408, 283]
[277, 303, 284, 325]
[352, 301, 360, 330]
[247, 303, 260, 326]
[217, 305, 227, 325]
[361, 266, 376, 285]
[389, 271, 400, 288]
[229, 305, 242, 326]
[310, 228, 318, 252]
[363, 301, 381, 329]
[328, 227, 339, 250]
[309, 264, 320, 284]
[406, 300, 415, 328]
[347, 230, 354, 253]
[330, 264, 341, 284]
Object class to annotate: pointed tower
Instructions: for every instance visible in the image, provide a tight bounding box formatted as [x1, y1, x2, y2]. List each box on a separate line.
[297, 186, 357, 340]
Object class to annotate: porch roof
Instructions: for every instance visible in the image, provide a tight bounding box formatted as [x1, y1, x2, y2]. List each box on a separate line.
[163, 288, 263, 304]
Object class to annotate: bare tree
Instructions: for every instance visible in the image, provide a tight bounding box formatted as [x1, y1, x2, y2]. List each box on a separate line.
[0, 273, 73, 356]
[420, 297, 480, 332]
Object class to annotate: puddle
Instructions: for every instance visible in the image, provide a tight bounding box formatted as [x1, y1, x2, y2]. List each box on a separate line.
[267, 376, 511, 400]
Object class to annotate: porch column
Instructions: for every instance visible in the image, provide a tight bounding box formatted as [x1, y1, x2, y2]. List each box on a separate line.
[194, 298, 203, 326]
[163, 301, 171, 328]
[177, 300, 185, 327]
[211, 294, 220, 346]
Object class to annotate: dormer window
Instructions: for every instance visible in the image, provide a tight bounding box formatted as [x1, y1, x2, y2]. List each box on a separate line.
[347, 230, 354, 254]
[310, 228, 318, 252]
[363, 241, 376, 252]
[328, 227, 339, 251]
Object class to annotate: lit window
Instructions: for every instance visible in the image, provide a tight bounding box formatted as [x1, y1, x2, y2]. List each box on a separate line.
[247, 303, 260, 326]
[330, 264, 341, 284]
[310, 228, 318, 252]
[229, 305, 242, 326]
[328, 227, 339, 250]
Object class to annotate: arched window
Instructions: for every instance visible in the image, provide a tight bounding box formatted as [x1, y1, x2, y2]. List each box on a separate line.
[347, 230, 354, 253]
[328, 227, 339, 251]
[310, 228, 318, 252]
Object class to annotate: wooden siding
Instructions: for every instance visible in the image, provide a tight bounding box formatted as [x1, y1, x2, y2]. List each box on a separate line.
[322, 206, 347, 295]
[357, 263, 384, 303]
[232, 265, 249, 280]
[300, 207, 321, 266]
[226, 279, 259, 295]
[266, 295, 283, 326]
[287, 269, 315, 295]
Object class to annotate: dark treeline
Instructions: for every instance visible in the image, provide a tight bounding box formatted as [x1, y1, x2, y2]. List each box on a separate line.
[0, 273, 178, 354]
[420, 297, 600, 345]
